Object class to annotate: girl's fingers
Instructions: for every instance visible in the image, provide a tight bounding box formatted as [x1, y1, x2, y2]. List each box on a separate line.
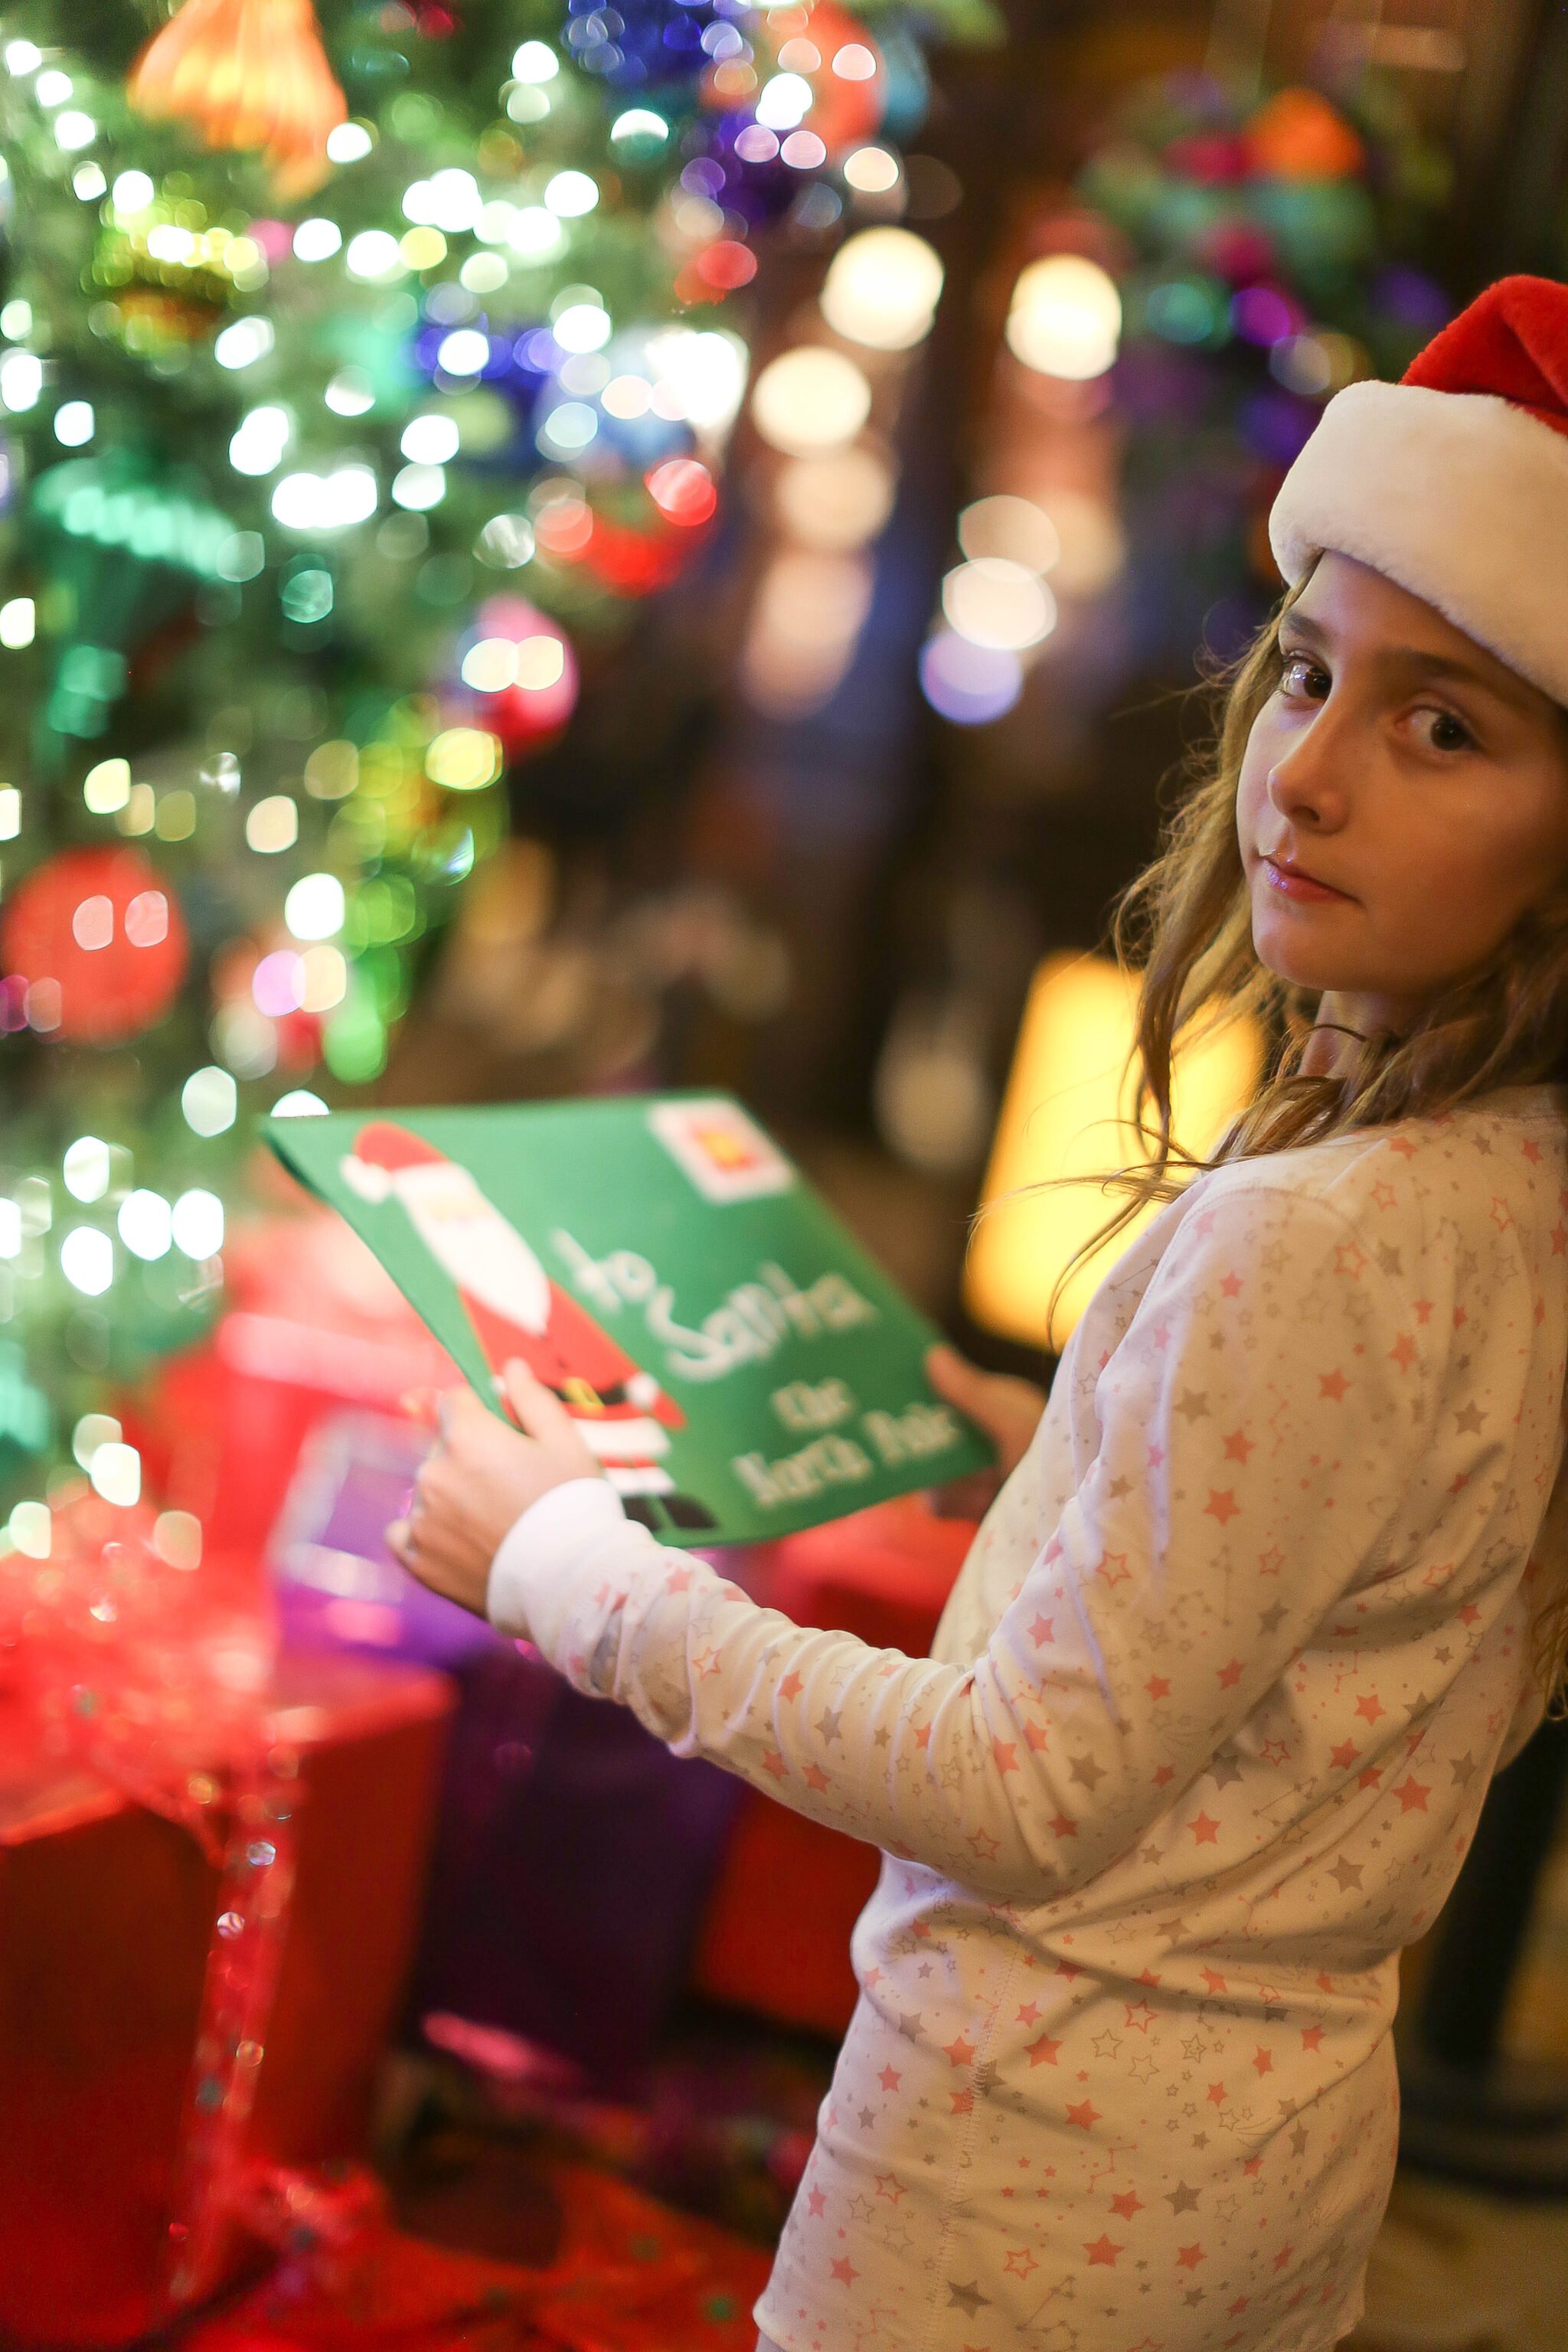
[386, 1516, 413, 1564]
[926, 1345, 1007, 1431]
[926, 1343, 985, 1406]
[501, 1359, 578, 1444]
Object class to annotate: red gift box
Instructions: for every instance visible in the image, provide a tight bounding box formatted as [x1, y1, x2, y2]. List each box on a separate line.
[691, 1498, 975, 2037]
[0, 1651, 452, 2350]
[121, 1208, 458, 1562]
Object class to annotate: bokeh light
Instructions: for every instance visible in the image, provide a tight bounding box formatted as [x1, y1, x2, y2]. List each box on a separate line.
[62, 1135, 111, 1202]
[843, 146, 900, 194]
[284, 872, 345, 940]
[958, 494, 1060, 574]
[942, 557, 1057, 652]
[920, 629, 1023, 724]
[1040, 489, 1126, 596]
[1005, 255, 1122, 380]
[775, 446, 896, 550]
[172, 1187, 224, 1259]
[182, 1064, 237, 1136]
[60, 1225, 113, 1295]
[118, 1189, 172, 1259]
[751, 347, 873, 455]
[820, 228, 944, 351]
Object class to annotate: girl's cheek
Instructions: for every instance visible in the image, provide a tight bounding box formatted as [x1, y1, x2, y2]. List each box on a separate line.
[1234, 753, 1270, 845]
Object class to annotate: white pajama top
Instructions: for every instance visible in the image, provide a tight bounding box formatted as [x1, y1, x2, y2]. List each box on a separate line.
[488, 1085, 1568, 2352]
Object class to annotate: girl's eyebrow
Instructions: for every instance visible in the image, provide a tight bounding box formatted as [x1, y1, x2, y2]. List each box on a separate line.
[1282, 611, 1534, 713]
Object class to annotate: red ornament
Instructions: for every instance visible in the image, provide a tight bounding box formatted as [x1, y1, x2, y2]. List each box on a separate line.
[0, 844, 190, 1043]
[695, 240, 759, 292]
[1163, 132, 1250, 187]
[452, 596, 579, 756]
[646, 459, 718, 530]
[1199, 218, 1278, 286]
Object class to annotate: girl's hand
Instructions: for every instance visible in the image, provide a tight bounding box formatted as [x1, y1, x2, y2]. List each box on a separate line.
[924, 1343, 1047, 1521]
[386, 1363, 602, 1617]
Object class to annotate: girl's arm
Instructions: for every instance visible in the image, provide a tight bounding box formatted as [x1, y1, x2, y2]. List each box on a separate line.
[441, 1181, 1439, 1904]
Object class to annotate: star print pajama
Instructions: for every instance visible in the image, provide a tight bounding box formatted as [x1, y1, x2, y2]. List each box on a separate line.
[488, 1084, 1568, 2352]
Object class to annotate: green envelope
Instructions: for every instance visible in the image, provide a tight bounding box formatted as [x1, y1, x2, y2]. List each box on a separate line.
[263, 1092, 993, 1547]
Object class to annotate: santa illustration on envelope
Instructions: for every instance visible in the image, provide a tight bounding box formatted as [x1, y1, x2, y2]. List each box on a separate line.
[341, 1120, 717, 1531]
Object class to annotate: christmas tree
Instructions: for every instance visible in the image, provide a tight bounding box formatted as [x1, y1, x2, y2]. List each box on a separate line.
[0, 0, 990, 1544]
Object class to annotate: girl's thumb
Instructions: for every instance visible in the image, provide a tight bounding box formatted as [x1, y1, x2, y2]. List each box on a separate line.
[926, 1343, 986, 1406]
[501, 1359, 577, 1442]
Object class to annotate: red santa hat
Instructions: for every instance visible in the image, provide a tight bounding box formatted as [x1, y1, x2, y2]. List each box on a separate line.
[1269, 275, 1568, 706]
[351, 1121, 446, 1173]
[341, 1120, 451, 1203]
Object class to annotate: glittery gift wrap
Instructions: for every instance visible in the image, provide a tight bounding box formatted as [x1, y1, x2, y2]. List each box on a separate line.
[0, 1651, 451, 2348]
[178, 2154, 772, 2352]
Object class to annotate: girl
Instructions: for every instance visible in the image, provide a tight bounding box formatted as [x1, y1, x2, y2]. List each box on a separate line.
[389, 275, 1568, 2352]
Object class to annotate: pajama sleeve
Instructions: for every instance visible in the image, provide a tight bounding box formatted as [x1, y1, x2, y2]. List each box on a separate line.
[488, 1181, 1436, 1903]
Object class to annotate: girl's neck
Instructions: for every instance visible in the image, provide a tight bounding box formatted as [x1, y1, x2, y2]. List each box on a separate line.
[1301, 988, 1416, 1080]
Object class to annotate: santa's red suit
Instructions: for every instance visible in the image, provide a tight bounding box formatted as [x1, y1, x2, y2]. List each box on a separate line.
[343, 1122, 714, 1528]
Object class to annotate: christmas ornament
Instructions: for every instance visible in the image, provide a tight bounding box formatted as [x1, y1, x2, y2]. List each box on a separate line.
[90, 186, 268, 358]
[766, 0, 886, 154]
[567, 0, 715, 90]
[0, 0, 992, 1536]
[1244, 86, 1364, 183]
[449, 595, 579, 755]
[0, 844, 191, 1044]
[29, 453, 234, 745]
[127, 0, 348, 201]
[1073, 67, 1453, 644]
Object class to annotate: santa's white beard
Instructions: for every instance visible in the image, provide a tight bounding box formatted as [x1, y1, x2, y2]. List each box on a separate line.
[402, 1202, 552, 1333]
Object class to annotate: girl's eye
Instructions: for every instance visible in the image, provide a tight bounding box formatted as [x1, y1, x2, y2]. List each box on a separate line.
[1415, 707, 1473, 754]
[1279, 652, 1328, 701]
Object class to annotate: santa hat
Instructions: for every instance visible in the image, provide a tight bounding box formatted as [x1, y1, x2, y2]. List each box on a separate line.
[341, 1120, 450, 1203]
[1269, 275, 1568, 706]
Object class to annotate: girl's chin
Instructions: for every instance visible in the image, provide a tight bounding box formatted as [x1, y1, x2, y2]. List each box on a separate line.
[1251, 908, 1357, 991]
[1251, 932, 1355, 993]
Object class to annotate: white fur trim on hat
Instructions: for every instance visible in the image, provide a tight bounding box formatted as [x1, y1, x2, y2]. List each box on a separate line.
[1269, 378, 1568, 707]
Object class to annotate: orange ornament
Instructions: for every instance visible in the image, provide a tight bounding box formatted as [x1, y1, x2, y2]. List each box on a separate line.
[128, 0, 348, 200]
[1243, 87, 1364, 183]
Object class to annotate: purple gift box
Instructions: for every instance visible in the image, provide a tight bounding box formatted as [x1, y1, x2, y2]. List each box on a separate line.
[268, 1411, 745, 2082]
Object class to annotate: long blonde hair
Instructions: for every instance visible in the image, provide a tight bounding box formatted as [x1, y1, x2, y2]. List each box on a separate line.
[1076, 580, 1568, 1704]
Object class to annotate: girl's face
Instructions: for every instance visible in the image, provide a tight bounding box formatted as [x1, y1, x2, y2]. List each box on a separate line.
[1236, 553, 1568, 1023]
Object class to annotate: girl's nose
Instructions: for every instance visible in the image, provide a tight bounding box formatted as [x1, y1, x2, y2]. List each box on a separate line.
[1267, 700, 1351, 830]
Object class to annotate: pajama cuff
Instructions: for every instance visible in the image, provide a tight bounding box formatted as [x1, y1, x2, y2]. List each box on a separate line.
[486, 1475, 627, 1640]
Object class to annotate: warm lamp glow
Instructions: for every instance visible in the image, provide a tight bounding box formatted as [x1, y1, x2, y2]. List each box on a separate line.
[964, 955, 1263, 1350]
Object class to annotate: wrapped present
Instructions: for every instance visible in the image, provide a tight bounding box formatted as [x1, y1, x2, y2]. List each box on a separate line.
[267, 1407, 745, 2086]
[269, 1406, 498, 1670]
[180, 2151, 772, 2351]
[0, 1494, 452, 2349]
[405, 1645, 744, 2085]
[691, 1497, 975, 2036]
[120, 1206, 459, 1562]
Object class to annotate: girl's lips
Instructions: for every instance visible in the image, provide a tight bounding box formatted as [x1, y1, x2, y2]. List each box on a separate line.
[1260, 854, 1352, 905]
